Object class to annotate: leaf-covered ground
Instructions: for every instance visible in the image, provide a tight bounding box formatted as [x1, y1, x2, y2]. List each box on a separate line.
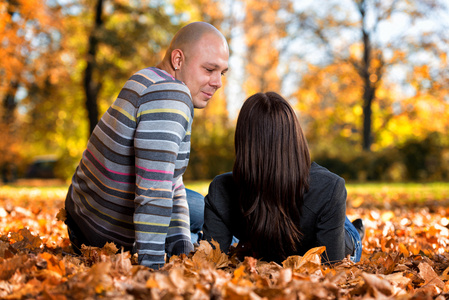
[1, 183, 449, 299]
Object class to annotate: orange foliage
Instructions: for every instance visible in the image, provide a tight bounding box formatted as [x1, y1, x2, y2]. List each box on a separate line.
[1, 185, 449, 298]
[242, 0, 292, 95]
[0, 0, 61, 93]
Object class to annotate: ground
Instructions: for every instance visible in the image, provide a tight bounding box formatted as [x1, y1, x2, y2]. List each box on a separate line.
[1, 180, 449, 299]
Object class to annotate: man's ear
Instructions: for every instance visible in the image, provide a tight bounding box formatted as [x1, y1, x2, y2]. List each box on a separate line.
[171, 49, 184, 70]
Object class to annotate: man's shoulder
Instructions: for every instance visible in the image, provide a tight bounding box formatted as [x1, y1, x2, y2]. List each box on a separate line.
[128, 67, 192, 111]
[135, 67, 177, 82]
[131, 67, 190, 93]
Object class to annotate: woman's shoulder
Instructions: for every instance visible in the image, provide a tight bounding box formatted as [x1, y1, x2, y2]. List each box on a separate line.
[206, 172, 237, 202]
[205, 172, 240, 220]
[309, 162, 345, 185]
[304, 162, 347, 212]
[211, 172, 234, 185]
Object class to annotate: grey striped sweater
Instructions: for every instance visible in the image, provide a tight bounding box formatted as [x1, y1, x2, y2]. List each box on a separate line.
[65, 67, 194, 269]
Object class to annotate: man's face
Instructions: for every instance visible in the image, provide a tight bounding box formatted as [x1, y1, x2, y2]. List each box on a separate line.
[177, 34, 229, 109]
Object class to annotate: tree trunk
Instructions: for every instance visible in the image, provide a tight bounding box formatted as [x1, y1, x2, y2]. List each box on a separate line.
[83, 0, 104, 135]
[359, 0, 375, 152]
[362, 83, 374, 151]
[2, 81, 19, 124]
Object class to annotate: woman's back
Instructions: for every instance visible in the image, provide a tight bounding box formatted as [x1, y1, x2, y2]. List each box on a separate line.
[203, 162, 347, 263]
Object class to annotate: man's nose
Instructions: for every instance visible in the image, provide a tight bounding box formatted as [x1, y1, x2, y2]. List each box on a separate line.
[210, 73, 222, 89]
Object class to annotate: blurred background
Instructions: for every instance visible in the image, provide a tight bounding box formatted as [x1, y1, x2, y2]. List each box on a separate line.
[1, 0, 448, 184]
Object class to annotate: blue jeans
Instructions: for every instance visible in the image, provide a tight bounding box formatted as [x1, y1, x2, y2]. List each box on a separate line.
[186, 188, 205, 244]
[345, 216, 362, 262]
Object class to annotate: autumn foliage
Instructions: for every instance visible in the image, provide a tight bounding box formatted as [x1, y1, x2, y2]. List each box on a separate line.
[0, 185, 449, 299]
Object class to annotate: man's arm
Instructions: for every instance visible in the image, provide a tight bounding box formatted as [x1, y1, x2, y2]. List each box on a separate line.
[133, 84, 193, 269]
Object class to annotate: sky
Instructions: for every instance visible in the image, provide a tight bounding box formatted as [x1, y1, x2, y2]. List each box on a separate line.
[220, 0, 449, 120]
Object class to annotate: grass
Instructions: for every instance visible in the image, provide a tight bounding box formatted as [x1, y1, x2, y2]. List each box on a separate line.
[346, 181, 449, 204]
[1, 179, 448, 201]
[185, 180, 212, 195]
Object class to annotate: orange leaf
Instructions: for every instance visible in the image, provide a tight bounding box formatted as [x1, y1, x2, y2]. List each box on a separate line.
[282, 246, 325, 270]
[39, 252, 66, 276]
[398, 243, 409, 258]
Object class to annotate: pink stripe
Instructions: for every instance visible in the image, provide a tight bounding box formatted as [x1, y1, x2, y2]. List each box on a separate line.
[136, 165, 173, 174]
[84, 156, 133, 185]
[87, 149, 135, 176]
[174, 183, 183, 190]
[149, 69, 165, 80]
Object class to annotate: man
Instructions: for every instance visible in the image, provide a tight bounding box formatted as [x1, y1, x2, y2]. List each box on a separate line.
[64, 22, 229, 269]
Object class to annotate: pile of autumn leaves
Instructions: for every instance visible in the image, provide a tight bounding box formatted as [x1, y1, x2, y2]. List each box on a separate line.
[1, 189, 449, 299]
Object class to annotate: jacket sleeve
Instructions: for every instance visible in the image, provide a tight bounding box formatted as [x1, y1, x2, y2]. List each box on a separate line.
[133, 88, 193, 269]
[202, 176, 234, 253]
[315, 177, 347, 263]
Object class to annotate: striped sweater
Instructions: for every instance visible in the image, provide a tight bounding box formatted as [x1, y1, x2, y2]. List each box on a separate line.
[65, 67, 194, 269]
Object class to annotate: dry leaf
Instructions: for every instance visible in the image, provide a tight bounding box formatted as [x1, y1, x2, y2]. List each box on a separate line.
[192, 240, 229, 269]
[56, 208, 67, 222]
[418, 262, 444, 289]
[2, 184, 449, 299]
[282, 246, 325, 270]
[362, 272, 394, 296]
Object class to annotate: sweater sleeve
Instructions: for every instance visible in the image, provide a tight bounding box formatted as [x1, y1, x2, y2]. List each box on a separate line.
[133, 86, 193, 269]
[315, 177, 347, 263]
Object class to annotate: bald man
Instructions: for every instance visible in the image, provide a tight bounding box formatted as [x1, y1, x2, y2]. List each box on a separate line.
[64, 22, 229, 269]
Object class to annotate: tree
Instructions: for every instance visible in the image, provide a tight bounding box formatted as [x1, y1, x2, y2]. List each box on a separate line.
[287, 0, 449, 151]
[79, 0, 181, 136]
[242, 0, 292, 95]
[83, 0, 104, 135]
[0, 0, 64, 173]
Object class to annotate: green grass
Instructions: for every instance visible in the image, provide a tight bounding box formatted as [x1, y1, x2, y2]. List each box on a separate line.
[185, 180, 212, 196]
[2, 180, 448, 201]
[346, 181, 449, 202]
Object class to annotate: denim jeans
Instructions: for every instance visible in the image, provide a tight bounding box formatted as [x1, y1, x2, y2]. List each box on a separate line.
[186, 188, 205, 244]
[345, 216, 362, 262]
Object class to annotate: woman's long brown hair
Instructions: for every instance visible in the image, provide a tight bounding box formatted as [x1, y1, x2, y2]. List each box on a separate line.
[233, 92, 311, 262]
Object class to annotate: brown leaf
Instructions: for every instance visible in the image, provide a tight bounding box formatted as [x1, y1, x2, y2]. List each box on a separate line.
[418, 262, 444, 289]
[192, 240, 229, 269]
[9, 228, 43, 251]
[0, 240, 15, 259]
[441, 265, 449, 280]
[384, 272, 412, 289]
[102, 242, 119, 255]
[55, 208, 67, 222]
[0, 255, 29, 280]
[361, 272, 394, 297]
[282, 246, 325, 270]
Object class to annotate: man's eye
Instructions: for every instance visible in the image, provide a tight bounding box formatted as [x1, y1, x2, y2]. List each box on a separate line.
[206, 68, 213, 72]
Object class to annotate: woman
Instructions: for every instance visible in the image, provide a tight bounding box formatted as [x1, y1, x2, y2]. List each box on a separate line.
[202, 92, 363, 264]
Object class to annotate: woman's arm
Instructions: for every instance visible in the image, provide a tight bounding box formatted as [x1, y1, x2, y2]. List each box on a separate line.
[202, 175, 234, 253]
[315, 177, 347, 263]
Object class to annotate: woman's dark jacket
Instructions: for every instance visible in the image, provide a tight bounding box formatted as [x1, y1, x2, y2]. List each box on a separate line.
[202, 162, 347, 263]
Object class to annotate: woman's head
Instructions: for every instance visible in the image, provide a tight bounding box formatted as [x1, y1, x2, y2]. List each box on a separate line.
[233, 91, 311, 262]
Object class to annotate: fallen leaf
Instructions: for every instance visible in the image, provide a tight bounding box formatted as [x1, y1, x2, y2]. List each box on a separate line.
[418, 262, 444, 289]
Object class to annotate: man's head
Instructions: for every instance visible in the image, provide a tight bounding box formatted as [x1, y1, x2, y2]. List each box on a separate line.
[159, 22, 229, 109]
